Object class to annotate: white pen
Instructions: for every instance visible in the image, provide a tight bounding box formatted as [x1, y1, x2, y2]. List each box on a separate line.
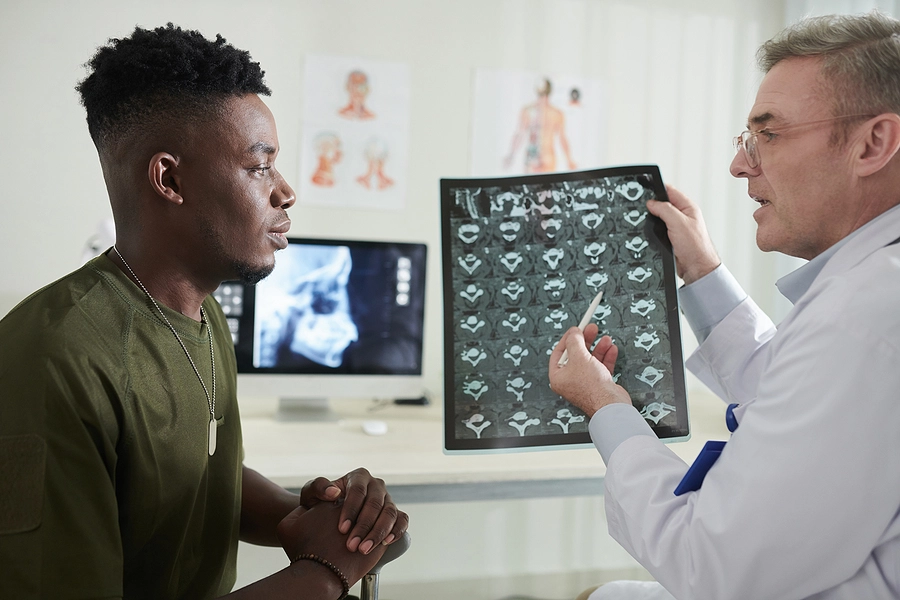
[557, 290, 604, 367]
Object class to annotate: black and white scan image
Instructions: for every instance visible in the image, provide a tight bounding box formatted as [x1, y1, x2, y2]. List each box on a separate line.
[219, 239, 427, 377]
[441, 166, 688, 452]
[255, 244, 359, 369]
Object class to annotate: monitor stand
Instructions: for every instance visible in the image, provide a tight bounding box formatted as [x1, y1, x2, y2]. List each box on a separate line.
[276, 397, 340, 422]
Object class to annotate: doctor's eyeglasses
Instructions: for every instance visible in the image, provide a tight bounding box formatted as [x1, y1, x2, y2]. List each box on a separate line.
[733, 114, 875, 169]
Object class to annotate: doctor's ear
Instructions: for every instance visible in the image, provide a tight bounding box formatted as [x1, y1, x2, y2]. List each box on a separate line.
[854, 113, 900, 178]
[148, 152, 184, 205]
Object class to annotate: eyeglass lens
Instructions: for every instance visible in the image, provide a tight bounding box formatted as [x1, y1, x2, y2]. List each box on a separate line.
[735, 132, 758, 168]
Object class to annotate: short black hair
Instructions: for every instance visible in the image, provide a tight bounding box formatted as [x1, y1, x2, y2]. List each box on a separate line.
[76, 23, 271, 152]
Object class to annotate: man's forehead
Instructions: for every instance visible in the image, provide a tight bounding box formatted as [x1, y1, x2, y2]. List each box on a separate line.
[214, 95, 280, 154]
[747, 57, 828, 127]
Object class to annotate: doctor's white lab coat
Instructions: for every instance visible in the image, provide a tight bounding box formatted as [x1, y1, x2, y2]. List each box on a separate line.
[593, 205, 900, 600]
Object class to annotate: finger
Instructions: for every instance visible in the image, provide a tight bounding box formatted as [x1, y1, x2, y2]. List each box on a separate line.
[355, 497, 402, 555]
[336, 468, 372, 535]
[592, 335, 619, 374]
[582, 322, 600, 348]
[383, 509, 410, 546]
[591, 334, 612, 361]
[663, 184, 699, 214]
[548, 327, 576, 369]
[647, 196, 689, 229]
[346, 489, 389, 553]
[299, 476, 342, 508]
[563, 327, 591, 363]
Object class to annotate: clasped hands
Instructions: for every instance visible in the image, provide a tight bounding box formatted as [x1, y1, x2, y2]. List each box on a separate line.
[276, 467, 409, 584]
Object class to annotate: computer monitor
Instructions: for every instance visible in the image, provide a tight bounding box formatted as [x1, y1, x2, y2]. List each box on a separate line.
[213, 237, 428, 420]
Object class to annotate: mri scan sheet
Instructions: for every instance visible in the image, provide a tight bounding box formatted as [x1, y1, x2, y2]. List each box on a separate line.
[441, 165, 689, 453]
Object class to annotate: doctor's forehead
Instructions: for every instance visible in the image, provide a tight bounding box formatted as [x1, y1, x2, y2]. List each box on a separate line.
[748, 57, 830, 128]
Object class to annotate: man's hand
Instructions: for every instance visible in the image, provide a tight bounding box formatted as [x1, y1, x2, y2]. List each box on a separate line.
[647, 185, 721, 284]
[548, 323, 632, 417]
[276, 501, 387, 587]
[299, 468, 409, 555]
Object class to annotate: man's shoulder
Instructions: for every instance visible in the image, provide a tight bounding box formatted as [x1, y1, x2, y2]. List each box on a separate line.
[827, 242, 900, 295]
[0, 260, 131, 354]
[801, 243, 900, 333]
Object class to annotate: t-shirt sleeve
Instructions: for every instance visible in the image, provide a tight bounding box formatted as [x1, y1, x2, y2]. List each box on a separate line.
[0, 350, 124, 599]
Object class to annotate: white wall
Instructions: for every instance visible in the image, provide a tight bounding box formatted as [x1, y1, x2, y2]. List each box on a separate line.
[0, 0, 786, 400]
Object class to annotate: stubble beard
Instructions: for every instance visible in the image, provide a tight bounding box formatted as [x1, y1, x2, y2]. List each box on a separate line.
[233, 259, 275, 285]
[199, 219, 277, 286]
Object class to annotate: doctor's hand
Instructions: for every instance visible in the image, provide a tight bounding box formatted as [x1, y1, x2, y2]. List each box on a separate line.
[300, 467, 409, 555]
[549, 324, 632, 417]
[647, 184, 721, 285]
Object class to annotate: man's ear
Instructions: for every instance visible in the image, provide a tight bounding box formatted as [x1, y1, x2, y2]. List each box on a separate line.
[854, 113, 900, 177]
[147, 152, 184, 205]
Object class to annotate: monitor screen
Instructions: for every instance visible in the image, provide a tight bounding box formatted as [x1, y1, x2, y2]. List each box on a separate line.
[213, 237, 427, 416]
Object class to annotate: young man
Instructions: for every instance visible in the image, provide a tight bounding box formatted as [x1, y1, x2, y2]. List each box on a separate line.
[551, 12, 900, 600]
[0, 24, 407, 599]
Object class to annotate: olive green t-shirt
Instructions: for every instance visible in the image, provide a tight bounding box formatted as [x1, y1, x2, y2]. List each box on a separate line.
[0, 253, 243, 599]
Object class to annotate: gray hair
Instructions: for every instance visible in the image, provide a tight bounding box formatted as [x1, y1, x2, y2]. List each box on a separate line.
[758, 11, 900, 122]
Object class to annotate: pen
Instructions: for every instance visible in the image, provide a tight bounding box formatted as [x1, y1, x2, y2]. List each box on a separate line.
[557, 290, 604, 367]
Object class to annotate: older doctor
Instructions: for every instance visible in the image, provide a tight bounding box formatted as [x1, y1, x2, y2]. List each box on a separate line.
[550, 11, 900, 600]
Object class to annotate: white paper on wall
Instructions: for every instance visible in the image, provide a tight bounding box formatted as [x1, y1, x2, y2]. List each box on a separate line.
[299, 55, 411, 211]
[470, 68, 605, 177]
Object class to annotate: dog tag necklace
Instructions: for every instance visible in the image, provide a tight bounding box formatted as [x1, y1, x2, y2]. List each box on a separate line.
[113, 247, 218, 456]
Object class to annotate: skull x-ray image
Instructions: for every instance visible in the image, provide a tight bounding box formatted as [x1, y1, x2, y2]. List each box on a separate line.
[219, 238, 427, 379]
[254, 245, 359, 369]
[441, 165, 688, 452]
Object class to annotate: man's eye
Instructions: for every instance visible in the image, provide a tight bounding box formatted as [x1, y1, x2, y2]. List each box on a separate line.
[759, 130, 778, 142]
[250, 166, 271, 175]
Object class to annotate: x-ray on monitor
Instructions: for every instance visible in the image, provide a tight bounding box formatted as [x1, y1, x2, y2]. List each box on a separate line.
[213, 237, 428, 420]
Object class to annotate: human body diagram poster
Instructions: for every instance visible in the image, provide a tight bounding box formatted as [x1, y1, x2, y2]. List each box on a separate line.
[299, 54, 410, 211]
[441, 166, 689, 452]
[469, 68, 604, 177]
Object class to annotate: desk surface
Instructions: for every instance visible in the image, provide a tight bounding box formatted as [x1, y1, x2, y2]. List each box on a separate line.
[240, 390, 729, 497]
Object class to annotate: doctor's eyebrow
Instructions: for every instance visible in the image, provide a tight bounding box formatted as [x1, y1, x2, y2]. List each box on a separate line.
[748, 112, 776, 129]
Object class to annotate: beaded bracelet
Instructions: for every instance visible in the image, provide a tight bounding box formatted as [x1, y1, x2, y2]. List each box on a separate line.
[292, 553, 351, 599]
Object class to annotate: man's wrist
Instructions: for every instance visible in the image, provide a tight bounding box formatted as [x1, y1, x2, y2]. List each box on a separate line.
[589, 403, 656, 465]
[682, 260, 721, 286]
[584, 387, 631, 417]
[288, 555, 349, 599]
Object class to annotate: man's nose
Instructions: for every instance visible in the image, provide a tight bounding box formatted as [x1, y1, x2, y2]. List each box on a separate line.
[730, 148, 759, 179]
[272, 171, 296, 208]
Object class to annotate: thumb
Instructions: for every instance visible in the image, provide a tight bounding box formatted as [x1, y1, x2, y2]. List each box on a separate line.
[663, 184, 700, 215]
[647, 197, 687, 228]
[564, 326, 590, 361]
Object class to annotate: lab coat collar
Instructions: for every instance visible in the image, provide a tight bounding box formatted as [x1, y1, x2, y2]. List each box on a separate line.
[776, 202, 900, 306]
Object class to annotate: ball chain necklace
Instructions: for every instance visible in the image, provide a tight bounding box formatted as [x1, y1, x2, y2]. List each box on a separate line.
[113, 246, 218, 456]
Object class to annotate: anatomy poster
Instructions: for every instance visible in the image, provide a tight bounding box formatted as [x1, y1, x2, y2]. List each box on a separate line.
[470, 68, 605, 177]
[299, 54, 410, 211]
[440, 166, 688, 452]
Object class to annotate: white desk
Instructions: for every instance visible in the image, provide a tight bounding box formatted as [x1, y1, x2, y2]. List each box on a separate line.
[239, 390, 729, 502]
[236, 390, 731, 594]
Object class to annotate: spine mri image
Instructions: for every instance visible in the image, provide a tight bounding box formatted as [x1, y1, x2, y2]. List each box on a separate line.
[441, 166, 688, 452]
